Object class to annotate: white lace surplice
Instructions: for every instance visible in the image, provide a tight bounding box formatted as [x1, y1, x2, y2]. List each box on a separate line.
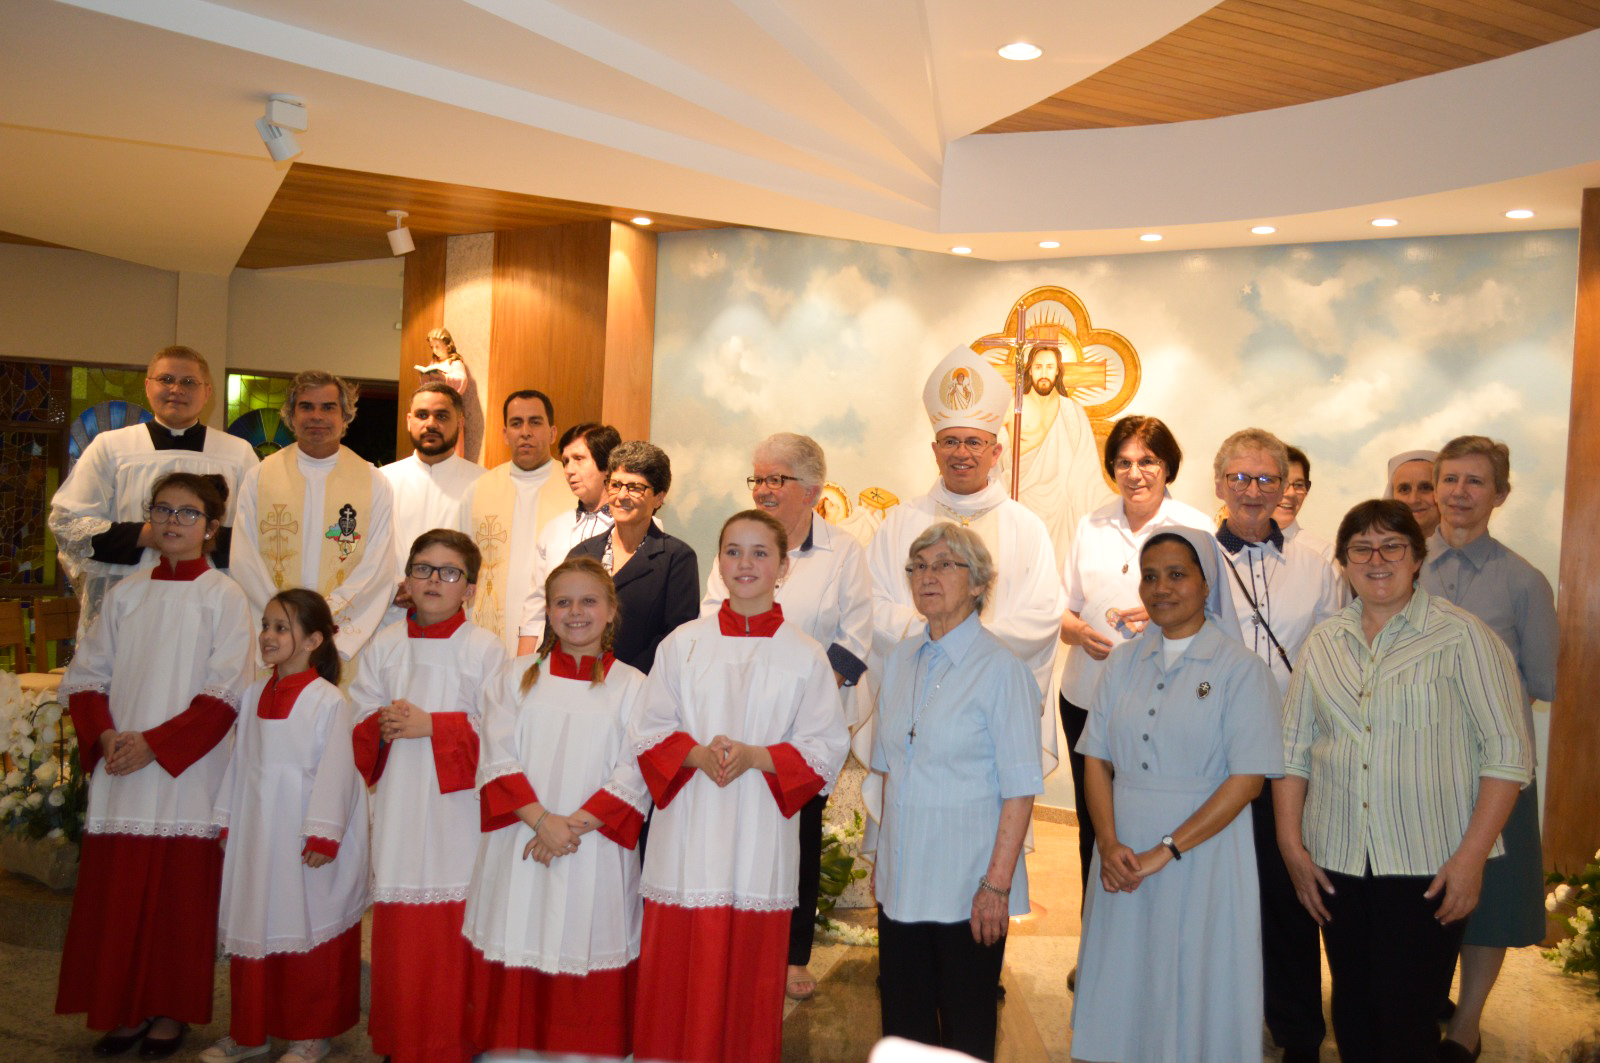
[464, 658, 650, 973]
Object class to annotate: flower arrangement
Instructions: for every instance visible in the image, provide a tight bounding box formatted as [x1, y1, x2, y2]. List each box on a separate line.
[0, 671, 84, 845]
[1544, 849, 1600, 994]
[815, 808, 878, 947]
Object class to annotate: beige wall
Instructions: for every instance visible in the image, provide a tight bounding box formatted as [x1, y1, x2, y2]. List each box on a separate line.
[0, 243, 403, 411]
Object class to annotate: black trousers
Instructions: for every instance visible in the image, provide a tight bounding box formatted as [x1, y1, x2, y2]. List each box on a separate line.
[1321, 866, 1466, 1063]
[1252, 786, 1327, 1054]
[788, 792, 826, 966]
[877, 909, 1005, 1062]
[1059, 695, 1094, 903]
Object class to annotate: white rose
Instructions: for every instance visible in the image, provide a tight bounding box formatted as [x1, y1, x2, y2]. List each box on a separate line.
[1556, 884, 1577, 903]
[46, 827, 63, 840]
[1594, 848, 1600, 862]
[1547, 893, 1561, 912]
[39, 702, 62, 725]
[47, 788, 66, 808]
[25, 792, 44, 809]
[39, 724, 58, 744]
[3, 770, 21, 789]
[0, 794, 17, 815]
[14, 736, 34, 759]
[33, 761, 58, 787]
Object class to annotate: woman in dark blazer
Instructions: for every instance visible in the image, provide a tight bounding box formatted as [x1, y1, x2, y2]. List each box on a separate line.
[568, 440, 699, 673]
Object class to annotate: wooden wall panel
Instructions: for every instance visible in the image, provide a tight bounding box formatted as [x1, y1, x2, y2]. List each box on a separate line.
[601, 221, 657, 444]
[486, 222, 610, 469]
[1545, 186, 1600, 876]
[395, 234, 447, 459]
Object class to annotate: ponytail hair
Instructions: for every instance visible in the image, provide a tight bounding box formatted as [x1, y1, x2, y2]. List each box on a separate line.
[267, 588, 341, 685]
[520, 556, 621, 693]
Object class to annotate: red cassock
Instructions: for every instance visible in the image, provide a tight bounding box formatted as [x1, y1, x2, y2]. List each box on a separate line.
[630, 604, 849, 1063]
[349, 609, 505, 1063]
[55, 558, 256, 1030]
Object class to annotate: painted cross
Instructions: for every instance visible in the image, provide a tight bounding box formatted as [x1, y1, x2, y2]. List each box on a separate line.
[260, 503, 299, 590]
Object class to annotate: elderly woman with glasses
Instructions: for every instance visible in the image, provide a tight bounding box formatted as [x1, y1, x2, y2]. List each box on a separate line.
[1275, 499, 1532, 1063]
[1070, 525, 1281, 1063]
[699, 433, 871, 1002]
[568, 440, 699, 674]
[871, 522, 1043, 1062]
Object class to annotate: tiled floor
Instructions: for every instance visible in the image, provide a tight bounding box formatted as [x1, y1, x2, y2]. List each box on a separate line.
[6, 819, 1600, 1061]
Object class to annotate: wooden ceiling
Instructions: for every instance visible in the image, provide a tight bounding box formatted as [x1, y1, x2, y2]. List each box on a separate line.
[237, 163, 723, 270]
[982, 0, 1600, 133]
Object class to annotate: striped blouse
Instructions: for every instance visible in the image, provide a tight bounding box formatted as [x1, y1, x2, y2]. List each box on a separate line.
[1282, 587, 1532, 877]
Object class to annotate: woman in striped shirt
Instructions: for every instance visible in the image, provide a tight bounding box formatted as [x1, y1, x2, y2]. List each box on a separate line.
[1275, 498, 1532, 1063]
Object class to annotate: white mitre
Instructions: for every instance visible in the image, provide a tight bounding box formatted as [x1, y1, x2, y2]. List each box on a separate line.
[921, 344, 1009, 435]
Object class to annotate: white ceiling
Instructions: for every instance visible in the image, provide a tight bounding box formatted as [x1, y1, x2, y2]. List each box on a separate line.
[3, 0, 1598, 274]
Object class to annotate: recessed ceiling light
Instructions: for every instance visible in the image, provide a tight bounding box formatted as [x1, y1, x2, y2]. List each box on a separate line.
[1505, 209, 1535, 220]
[1371, 217, 1399, 227]
[631, 216, 653, 225]
[998, 42, 1042, 61]
[1139, 233, 1162, 242]
[1038, 240, 1060, 249]
[1251, 225, 1276, 235]
[950, 246, 973, 255]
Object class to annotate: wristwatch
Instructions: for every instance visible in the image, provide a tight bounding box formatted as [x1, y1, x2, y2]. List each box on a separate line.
[1161, 834, 1182, 860]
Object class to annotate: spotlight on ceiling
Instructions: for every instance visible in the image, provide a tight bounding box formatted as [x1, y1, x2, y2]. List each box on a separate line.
[386, 210, 415, 256]
[255, 93, 306, 162]
[632, 216, 654, 226]
[1370, 217, 1399, 228]
[998, 42, 1042, 61]
[1251, 225, 1277, 235]
[1505, 208, 1535, 220]
[950, 246, 973, 255]
[1038, 240, 1061, 249]
[1139, 233, 1163, 242]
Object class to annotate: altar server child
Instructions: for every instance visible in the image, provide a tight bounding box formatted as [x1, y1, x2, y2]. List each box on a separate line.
[55, 472, 255, 1060]
[631, 510, 851, 1063]
[463, 556, 651, 1058]
[203, 589, 369, 1063]
[350, 529, 506, 1063]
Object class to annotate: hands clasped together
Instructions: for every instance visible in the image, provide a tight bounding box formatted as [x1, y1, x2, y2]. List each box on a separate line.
[98, 730, 156, 775]
[686, 736, 773, 789]
[1096, 839, 1174, 894]
[378, 699, 432, 741]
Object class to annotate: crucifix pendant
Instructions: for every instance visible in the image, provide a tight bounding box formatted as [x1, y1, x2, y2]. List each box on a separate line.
[1121, 562, 1129, 574]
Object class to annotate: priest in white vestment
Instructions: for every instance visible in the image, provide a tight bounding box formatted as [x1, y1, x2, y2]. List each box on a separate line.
[865, 345, 1067, 779]
[458, 389, 574, 655]
[999, 342, 1112, 572]
[231, 371, 395, 661]
[48, 345, 258, 636]
[380, 382, 486, 627]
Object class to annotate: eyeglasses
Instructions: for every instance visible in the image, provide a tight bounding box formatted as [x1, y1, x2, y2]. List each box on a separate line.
[934, 436, 993, 453]
[1112, 457, 1163, 475]
[607, 478, 652, 498]
[1285, 479, 1312, 493]
[747, 474, 801, 490]
[146, 503, 206, 526]
[1344, 541, 1410, 564]
[1222, 472, 1284, 492]
[407, 562, 466, 583]
[148, 374, 206, 391]
[905, 559, 971, 576]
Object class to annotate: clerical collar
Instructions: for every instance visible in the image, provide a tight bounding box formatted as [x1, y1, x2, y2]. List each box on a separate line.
[509, 460, 553, 482]
[717, 599, 785, 637]
[258, 667, 319, 719]
[152, 556, 210, 581]
[146, 419, 206, 453]
[407, 608, 467, 639]
[548, 648, 614, 679]
[1217, 520, 1283, 555]
[295, 447, 342, 468]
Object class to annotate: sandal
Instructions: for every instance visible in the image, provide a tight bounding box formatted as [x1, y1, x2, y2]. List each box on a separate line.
[786, 966, 818, 1000]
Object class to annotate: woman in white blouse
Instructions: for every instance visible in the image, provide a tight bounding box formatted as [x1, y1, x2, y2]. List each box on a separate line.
[1057, 416, 1221, 924]
[700, 432, 872, 1001]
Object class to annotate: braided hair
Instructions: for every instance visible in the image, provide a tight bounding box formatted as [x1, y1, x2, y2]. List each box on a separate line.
[520, 557, 622, 692]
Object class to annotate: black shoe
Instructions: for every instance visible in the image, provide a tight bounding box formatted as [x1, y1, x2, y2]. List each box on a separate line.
[92, 1019, 153, 1057]
[136, 1024, 189, 1060]
[1439, 1038, 1481, 1063]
